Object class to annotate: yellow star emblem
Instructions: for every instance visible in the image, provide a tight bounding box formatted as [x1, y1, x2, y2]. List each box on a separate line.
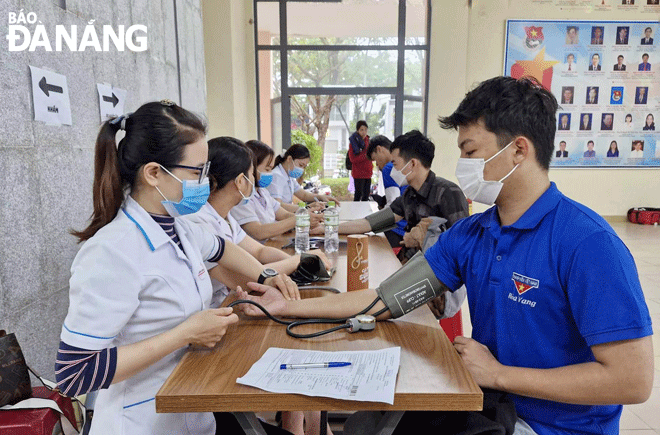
[513, 47, 559, 84]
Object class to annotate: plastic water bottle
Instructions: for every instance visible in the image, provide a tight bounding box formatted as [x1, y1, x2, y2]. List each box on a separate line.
[324, 201, 339, 267]
[295, 201, 310, 254]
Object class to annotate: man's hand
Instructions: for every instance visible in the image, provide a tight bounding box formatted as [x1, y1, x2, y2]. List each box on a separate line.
[453, 336, 504, 389]
[310, 211, 324, 228]
[426, 293, 446, 319]
[236, 282, 288, 317]
[400, 231, 421, 248]
[263, 273, 300, 300]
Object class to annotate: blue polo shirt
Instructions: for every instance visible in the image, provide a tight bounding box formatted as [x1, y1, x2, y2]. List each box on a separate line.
[425, 182, 652, 435]
[382, 162, 407, 236]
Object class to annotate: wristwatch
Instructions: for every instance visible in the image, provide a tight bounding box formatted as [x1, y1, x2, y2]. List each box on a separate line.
[258, 268, 279, 284]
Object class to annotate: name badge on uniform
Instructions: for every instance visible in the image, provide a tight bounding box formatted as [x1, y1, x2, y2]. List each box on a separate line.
[197, 264, 207, 280]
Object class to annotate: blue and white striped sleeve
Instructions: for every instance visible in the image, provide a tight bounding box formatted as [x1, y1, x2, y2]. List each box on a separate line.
[55, 341, 117, 397]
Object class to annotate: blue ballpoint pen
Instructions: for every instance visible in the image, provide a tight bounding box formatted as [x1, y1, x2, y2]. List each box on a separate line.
[280, 362, 351, 370]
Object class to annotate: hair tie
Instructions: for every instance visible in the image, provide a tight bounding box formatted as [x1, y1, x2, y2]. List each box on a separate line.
[109, 112, 134, 131]
[160, 99, 176, 107]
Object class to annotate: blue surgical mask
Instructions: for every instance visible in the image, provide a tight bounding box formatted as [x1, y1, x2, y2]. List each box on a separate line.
[156, 165, 210, 217]
[288, 166, 304, 179]
[258, 171, 273, 188]
[238, 174, 255, 206]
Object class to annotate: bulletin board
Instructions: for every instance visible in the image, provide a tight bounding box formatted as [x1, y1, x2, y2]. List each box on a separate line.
[504, 20, 659, 168]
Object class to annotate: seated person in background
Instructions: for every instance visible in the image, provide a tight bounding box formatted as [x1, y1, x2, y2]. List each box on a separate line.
[231, 140, 323, 241]
[365, 134, 408, 249]
[583, 140, 596, 157]
[239, 76, 654, 435]
[267, 144, 339, 209]
[314, 130, 469, 259]
[185, 136, 331, 305]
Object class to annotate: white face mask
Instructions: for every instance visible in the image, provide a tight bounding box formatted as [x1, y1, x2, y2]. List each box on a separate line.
[390, 160, 412, 187]
[455, 141, 519, 206]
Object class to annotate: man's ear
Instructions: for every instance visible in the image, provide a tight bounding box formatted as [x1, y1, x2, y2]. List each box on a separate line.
[512, 137, 531, 164]
[142, 162, 162, 187]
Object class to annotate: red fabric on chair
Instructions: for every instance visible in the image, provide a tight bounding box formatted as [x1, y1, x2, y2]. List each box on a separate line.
[0, 386, 80, 434]
[439, 309, 463, 343]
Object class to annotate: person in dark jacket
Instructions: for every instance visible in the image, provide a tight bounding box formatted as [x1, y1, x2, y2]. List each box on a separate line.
[348, 120, 373, 201]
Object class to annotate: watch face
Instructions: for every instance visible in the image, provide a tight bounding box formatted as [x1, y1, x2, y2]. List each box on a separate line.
[264, 268, 278, 277]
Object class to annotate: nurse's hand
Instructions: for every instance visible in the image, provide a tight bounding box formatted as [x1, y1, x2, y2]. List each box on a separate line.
[264, 273, 301, 300]
[307, 202, 326, 213]
[309, 211, 324, 228]
[179, 307, 239, 348]
[309, 224, 325, 236]
[236, 283, 287, 317]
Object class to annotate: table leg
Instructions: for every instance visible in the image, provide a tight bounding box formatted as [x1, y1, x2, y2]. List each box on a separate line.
[319, 410, 327, 435]
[372, 411, 405, 435]
[232, 412, 268, 435]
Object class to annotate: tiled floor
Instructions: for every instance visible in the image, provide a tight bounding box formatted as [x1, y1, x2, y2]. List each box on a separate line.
[461, 220, 660, 434]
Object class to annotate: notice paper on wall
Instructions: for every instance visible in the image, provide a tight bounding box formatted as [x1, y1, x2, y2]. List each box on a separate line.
[237, 347, 401, 404]
[29, 65, 72, 126]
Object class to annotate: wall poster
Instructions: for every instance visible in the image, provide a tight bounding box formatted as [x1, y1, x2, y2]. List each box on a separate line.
[505, 20, 659, 168]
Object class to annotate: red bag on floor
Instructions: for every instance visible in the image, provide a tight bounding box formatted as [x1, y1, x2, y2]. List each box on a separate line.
[627, 208, 660, 225]
[0, 386, 81, 434]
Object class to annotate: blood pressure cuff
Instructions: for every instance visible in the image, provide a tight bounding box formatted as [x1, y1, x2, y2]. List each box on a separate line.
[375, 251, 445, 319]
[365, 207, 396, 233]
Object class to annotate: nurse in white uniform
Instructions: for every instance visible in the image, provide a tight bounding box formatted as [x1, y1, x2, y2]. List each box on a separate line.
[267, 144, 339, 209]
[231, 140, 323, 241]
[184, 136, 307, 306]
[55, 101, 293, 435]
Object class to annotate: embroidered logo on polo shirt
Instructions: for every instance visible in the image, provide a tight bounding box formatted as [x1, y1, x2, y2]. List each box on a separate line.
[511, 272, 539, 295]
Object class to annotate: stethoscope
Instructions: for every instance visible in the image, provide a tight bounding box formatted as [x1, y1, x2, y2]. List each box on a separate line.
[227, 288, 385, 339]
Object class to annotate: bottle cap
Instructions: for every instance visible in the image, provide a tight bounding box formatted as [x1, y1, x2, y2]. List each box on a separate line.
[299, 201, 306, 207]
[328, 201, 335, 207]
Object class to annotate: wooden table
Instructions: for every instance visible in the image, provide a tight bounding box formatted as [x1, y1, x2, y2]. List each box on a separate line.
[156, 202, 482, 432]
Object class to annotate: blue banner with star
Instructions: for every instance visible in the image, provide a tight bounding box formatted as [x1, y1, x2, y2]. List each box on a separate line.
[505, 20, 659, 168]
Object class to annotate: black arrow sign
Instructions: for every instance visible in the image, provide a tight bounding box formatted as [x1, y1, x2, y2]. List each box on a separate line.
[39, 77, 63, 97]
[102, 93, 119, 107]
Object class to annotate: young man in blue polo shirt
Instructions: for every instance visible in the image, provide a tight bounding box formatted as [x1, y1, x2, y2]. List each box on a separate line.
[365, 135, 408, 249]
[239, 76, 654, 435]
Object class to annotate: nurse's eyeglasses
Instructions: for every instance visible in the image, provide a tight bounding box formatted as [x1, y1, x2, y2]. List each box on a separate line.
[168, 161, 211, 183]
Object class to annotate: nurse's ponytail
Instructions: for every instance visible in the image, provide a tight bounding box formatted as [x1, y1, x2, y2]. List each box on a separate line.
[273, 143, 310, 168]
[72, 101, 207, 242]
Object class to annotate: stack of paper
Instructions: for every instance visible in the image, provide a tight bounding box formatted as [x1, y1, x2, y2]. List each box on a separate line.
[236, 347, 401, 404]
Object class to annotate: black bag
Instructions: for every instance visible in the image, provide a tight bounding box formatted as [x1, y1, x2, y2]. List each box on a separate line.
[345, 152, 352, 171]
[0, 329, 32, 407]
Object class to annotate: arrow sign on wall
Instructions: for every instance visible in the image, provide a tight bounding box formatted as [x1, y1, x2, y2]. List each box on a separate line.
[38, 76, 63, 97]
[102, 93, 119, 107]
[97, 84, 127, 123]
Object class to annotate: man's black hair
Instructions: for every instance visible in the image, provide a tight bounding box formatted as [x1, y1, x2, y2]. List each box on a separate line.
[366, 135, 393, 159]
[391, 130, 434, 168]
[439, 76, 558, 170]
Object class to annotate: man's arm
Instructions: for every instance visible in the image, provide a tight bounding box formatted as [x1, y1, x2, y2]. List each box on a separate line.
[454, 335, 654, 405]
[337, 212, 404, 235]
